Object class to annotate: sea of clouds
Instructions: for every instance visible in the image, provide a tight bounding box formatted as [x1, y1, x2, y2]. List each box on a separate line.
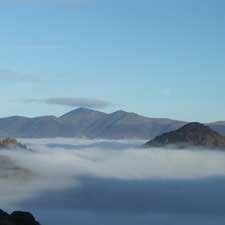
[1, 138, 225, 225]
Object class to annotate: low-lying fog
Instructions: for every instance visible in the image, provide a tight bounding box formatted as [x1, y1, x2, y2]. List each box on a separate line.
[1, 138, 225, 225]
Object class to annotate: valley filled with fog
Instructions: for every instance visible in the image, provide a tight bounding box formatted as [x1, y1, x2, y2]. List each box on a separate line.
[1, 138, 225, 225]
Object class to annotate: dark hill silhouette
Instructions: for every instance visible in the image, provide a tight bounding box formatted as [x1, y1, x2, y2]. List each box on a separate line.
[145, 122, 225, 149]
[0, 209, 40, 225]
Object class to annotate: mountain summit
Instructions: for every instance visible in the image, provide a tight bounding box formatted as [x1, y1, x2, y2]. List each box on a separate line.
[145, 122, 225, 149]
[60, 107, 106, 120]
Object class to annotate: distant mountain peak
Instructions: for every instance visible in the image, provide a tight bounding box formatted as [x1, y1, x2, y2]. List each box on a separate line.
[65, 107, 100, 114]
[74, 107, 99, 113]
[111, 110, 128, 116]
[60, 107, 106, 119]
[145, 122, 225, 149]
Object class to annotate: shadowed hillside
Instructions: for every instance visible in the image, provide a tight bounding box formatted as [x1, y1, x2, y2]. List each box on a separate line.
[145, 122, 225, 149]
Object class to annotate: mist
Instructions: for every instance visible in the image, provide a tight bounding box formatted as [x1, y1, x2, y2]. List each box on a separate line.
[1, 138, 225, 225]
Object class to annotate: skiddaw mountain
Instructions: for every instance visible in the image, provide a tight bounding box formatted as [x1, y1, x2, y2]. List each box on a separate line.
[0, 108, 224, 139]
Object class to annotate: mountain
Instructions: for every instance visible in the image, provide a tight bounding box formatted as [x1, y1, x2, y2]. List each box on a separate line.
[145, 122, 225, 149]
[61, 107, 106, 121]
[85, 110, 185, 139]
[0, 108, 224, 139]
[60, 108, 108, 137]
[208, 121, 225, 138]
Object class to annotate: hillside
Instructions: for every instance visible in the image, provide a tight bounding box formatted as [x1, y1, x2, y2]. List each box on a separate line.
[145, 122, 225, 149]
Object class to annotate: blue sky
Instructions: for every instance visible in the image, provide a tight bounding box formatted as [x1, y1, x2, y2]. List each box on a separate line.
[0, 0, 224, 122]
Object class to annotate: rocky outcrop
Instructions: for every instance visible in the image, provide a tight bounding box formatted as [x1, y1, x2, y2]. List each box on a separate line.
[145, 122, 225, 149]
[0, 210, 40, 225]
[0, 138, 27, 150]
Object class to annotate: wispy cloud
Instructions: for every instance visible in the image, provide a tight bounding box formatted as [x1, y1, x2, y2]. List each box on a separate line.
[25, 97, 111, 109]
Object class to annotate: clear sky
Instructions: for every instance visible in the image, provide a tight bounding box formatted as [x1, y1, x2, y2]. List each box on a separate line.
[0, 0, 224, 122]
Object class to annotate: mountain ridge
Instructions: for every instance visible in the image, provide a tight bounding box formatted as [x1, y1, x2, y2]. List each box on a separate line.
[0, 108, 224, 139]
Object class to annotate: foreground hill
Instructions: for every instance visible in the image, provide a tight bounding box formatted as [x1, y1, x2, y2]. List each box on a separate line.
[145, 122, 225, 149]
[0, 108, 224, 139]
[0, 210, 40, 225]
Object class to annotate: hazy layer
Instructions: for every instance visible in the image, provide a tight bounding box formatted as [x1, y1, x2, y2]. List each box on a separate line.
[17, 138, 225, 180]
[1, 138, 225, 225]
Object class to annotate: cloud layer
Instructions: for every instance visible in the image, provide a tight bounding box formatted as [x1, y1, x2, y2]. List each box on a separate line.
[26, 97, 110, 109]
[2, 138, 225, 225]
